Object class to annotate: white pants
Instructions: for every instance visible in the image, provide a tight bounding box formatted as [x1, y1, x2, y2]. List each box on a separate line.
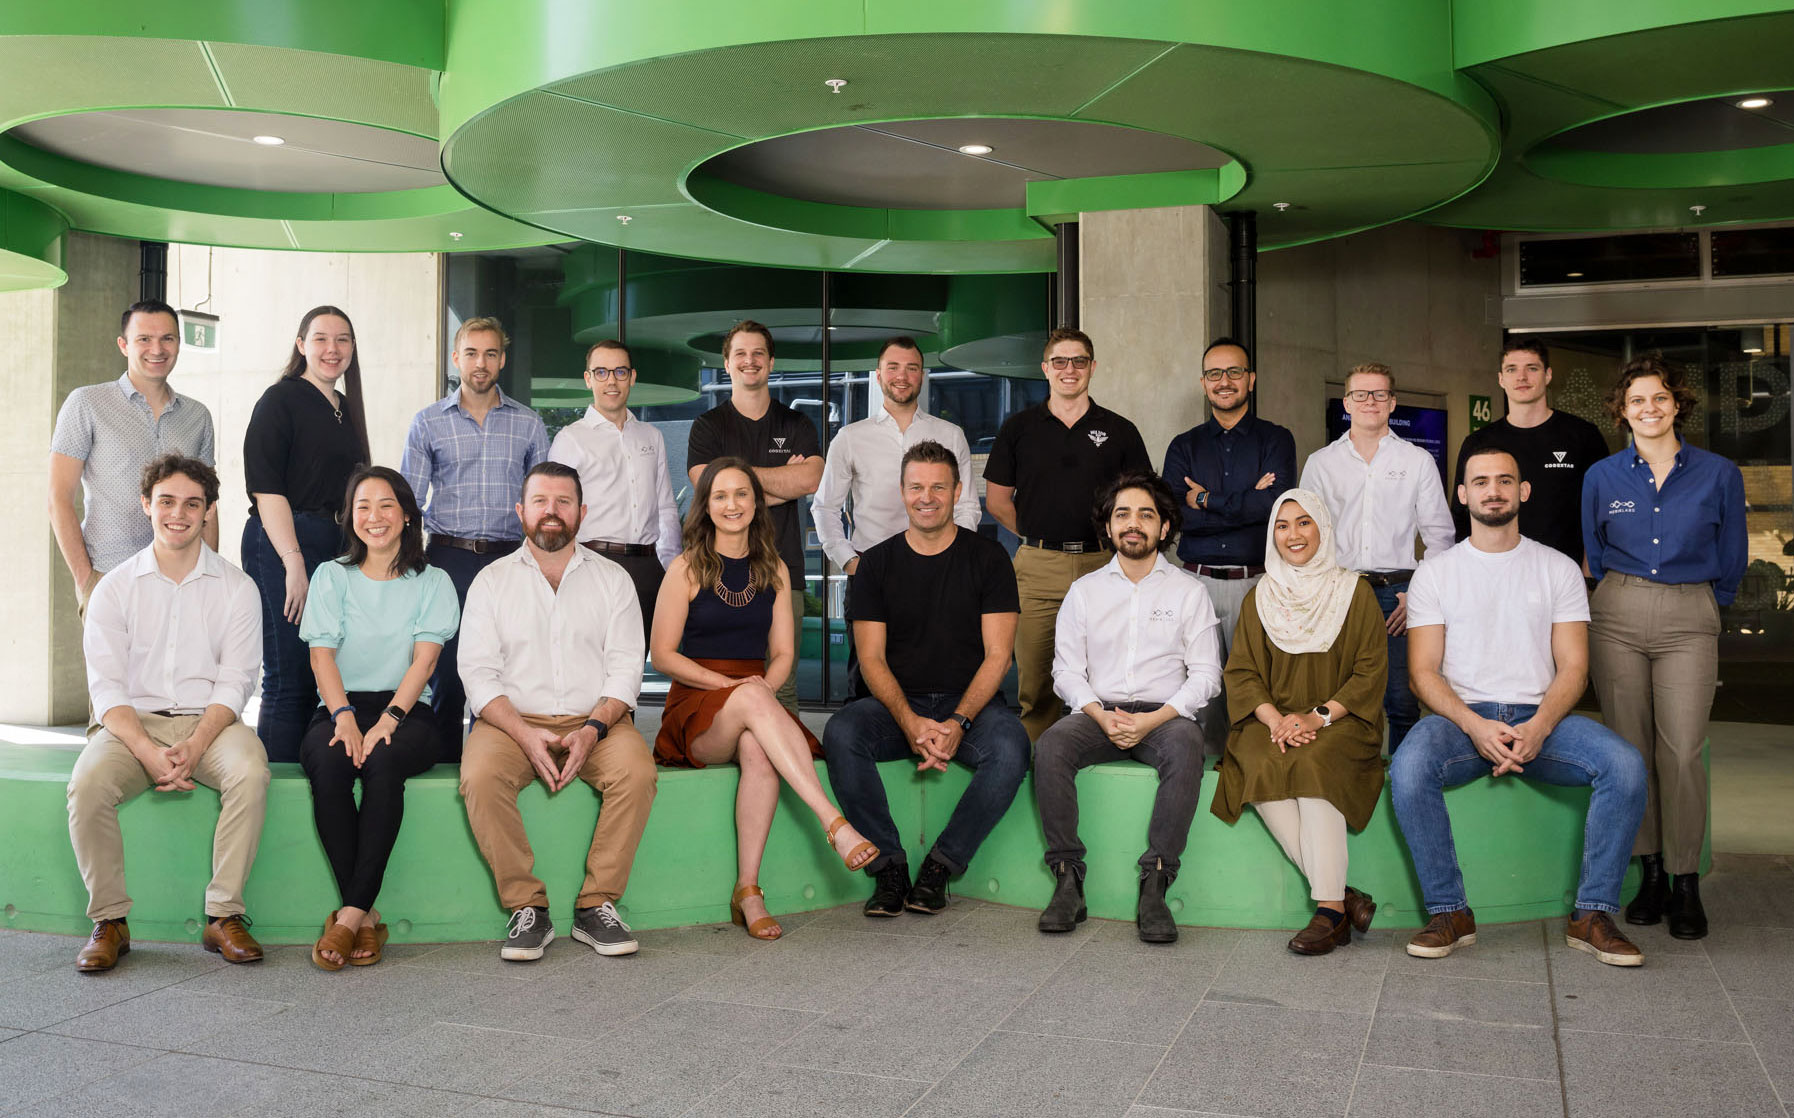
[1252, 797, 1348, 902]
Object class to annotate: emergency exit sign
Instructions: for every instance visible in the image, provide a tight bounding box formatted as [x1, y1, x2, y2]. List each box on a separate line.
[180, 311, 219, 350]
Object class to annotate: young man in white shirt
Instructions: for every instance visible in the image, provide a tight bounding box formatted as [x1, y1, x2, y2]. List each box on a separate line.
[548, 338, 681, 642]
[1299, 362, 1453, 749]
[68, 454, 267, 972]
[1034, 471, 1221, 943]
[1390, 447, 1647, 967]
[457, 462, 660, 961]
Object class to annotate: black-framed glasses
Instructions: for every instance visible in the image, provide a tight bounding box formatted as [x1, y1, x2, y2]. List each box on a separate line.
[1046, 355, 1092, 370]
[1344, 389, 1392, 402]
[586, 366, 632, 380]
[1202, 366, 1250, 382]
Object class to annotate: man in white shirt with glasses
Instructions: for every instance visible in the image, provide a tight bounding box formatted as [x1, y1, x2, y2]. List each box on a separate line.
[1299, 362, 1453, 751]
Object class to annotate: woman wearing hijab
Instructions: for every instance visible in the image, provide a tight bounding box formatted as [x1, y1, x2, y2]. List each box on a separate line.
[1212, 489, 1389, 955]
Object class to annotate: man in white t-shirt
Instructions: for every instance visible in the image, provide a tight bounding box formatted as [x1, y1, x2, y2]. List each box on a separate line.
[1389, 447, 1647, 967]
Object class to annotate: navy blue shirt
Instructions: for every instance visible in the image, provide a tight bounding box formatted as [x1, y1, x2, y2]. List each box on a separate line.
[1162, 412, 1298, 567]
[1582, 442, 1747, 606]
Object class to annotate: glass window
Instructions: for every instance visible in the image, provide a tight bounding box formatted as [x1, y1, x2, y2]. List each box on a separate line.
[1517, 233, 1701, 286]
[1711, 227, 1794, 278]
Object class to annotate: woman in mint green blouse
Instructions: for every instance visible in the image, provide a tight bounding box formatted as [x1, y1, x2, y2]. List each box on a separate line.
[298, 466, 459, 969]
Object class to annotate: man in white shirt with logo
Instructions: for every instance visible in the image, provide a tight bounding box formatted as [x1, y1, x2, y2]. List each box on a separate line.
[548, 339, 681, 642]
[1034, 471, 1220, 944]
[68, 454, 266, 972]
[457, 462, 659, 962]
[1299, 362, 1452, 749]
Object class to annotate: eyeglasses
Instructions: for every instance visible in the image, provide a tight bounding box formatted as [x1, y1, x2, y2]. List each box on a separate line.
[1202, 366, 1250, 382]
[1344, 389, 1393, 403]
[586, 366, 632, 380]
[1046, 355, 1092, 371]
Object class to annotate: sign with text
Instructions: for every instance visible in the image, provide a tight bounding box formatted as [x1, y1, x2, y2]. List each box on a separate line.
[1324, 400, 1450, 483]
[1469, 394, 1494, 433]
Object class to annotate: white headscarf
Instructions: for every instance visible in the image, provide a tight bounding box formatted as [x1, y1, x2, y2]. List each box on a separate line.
[1254, 488, 1359, 655]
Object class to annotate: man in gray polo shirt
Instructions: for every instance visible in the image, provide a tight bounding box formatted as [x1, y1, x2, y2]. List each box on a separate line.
[50, 300, 217, 615]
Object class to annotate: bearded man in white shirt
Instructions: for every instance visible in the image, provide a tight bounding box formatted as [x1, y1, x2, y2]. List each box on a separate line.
[1034, 471, 1221, 944]
[1298, 363, 1453, 750]
[68, 454, 267, 973]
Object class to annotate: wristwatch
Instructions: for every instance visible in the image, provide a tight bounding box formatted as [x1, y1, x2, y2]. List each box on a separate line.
[1311, 706, 1333, 728]
[385, 704, 409, 724]
[949, 713, 973, 734]
[583, 718, 611, 741]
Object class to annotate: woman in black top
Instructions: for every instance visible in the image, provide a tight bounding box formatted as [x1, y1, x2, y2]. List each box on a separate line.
[242, 306, 370, 762]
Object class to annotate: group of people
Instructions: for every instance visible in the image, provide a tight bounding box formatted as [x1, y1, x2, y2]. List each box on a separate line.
[50, 299, 1745, 976]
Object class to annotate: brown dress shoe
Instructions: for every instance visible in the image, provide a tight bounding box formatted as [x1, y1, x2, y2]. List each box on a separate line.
[1343, 886, 1377, 934]
[1288, 911, 1352, 955]
[202, 915, 264, 964]
[1406, 907, 1476, 958]
[76, 918, 130, 972]
[1566, 910, 1644, 967]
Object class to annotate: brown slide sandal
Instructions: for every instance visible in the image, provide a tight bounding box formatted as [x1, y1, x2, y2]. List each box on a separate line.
[310, 911, 355, 971]
[350, 922, 389, 966]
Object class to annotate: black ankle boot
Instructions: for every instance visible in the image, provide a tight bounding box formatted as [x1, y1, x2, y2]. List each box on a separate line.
[1137, 866, 1178, 944]
[1038, 862, 1086, 933]
[1625, 853, 1668, 926]
[1666, 873, 1708, 940]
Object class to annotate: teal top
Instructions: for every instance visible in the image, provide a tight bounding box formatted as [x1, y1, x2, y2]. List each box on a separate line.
[299, 560, 460, 702]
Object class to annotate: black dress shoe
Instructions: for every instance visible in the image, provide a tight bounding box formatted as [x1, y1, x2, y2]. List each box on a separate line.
[864, 862, 910, 918]
[1666, 873, 1708, 940]
[905, 857, 951, 915]
[1625, 853, 1668, 926]
[1039, 863, 1086, 933]
[1137, 867, 1178, 944]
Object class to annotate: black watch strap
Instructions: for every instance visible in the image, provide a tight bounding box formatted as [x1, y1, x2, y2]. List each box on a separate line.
[385, 704, 408, 724]
[950, 713, 973, 733]
[583, 718, 610, 740]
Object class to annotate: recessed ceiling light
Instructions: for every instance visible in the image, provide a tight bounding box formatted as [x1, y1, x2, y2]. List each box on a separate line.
[616, 214, 632, 225]
[1737, 97, 1774, 110]
[1565, 271, 1584, 278]
[825, 79, 847, 93]
[957, 143, 993, 156]
[449, 232, 463, 240]
[251, 134, 285, 146]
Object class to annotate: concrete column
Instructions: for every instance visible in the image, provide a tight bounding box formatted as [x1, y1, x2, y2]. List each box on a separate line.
[1077, 205, 1231, 470]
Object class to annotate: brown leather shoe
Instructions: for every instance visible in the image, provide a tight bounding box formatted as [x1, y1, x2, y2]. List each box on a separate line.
[1343, 886, 1377, 934]
[1566, 910, 1644, 967]
[75, 918, 130, 972]
[1288, 911, 1352, 955]
[1406, 907, 1476, 958]
[202, 915, 264, 964]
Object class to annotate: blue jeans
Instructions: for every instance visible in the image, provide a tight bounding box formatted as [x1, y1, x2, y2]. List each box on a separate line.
[423, 542, 516, 761]
[1389, 704, 1647, 914]
[823, 693, 1030, 875]
[1374, 582, 1419, 750]
[242, 511, 341, 763]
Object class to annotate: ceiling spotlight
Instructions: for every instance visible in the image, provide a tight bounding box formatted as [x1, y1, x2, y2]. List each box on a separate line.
[1736, 97, 1774, 110]
[1565, 271, 1584, 278]
[449, 231, 463, 241]
[825, 78, 847, 94]
[1690, 204, 1707, 216]
[1273, 202, 1291, 211]
[251, 135, 285, 146]
[616, 214, 632, 225]
[957, 143, 993, 156]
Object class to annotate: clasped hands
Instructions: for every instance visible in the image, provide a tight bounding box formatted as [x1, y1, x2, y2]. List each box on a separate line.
[143, 736, 208, 792]
[1468, 715, 1547, 776]
[905, 713, 964, 773]
[1255, 704, 1325, 754]
[330, 710, 402, 768]
[1090, 705, 1173, 750]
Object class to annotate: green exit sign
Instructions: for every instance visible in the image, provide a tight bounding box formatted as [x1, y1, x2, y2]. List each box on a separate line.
[1469, 394, 1494, 432]
[180, 311, 219, 350]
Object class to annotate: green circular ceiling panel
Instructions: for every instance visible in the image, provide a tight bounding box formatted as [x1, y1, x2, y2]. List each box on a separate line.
[0, 188, 69, 291]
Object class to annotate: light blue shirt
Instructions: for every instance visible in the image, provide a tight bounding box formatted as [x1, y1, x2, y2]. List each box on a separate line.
[300, 561, 460, 701]
[400, 389, 549, 541]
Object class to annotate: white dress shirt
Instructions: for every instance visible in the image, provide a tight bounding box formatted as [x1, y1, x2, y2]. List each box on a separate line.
[548, 408, 682, 567]
[1299, 431, 1454, 572]
[458, 545, 644, 718]
[812, 403, 982, 569]
[1052, 552, 1222, 719]
[83, 544, 262, 718]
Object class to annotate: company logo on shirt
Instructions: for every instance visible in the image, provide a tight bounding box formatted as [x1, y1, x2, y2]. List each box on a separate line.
[1608, 499, 1636, 514]
[1543, 450, 1575, 469]
[1149, 607, 1177, 622]
[639, 444, 654, 455]
[1088, 429, 1109, 447]
[1384, 467, 1408, 480]
[773, 437, 787, 449]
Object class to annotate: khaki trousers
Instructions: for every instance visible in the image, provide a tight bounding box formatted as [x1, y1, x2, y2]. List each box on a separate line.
[67, 712, 270, 921]
[1589, 573, 1719, 875]
[459, 714, 659, 910]
[1014, 545, 1110, 742]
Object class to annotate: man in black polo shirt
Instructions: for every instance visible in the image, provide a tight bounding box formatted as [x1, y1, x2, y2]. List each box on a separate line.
[985, 327, 1152, 741]
[687, 319, 823, 714]
[1450, 336, 1611, 571]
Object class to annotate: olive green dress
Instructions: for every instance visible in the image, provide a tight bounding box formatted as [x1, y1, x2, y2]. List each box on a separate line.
[1210, 579, 1388, 829]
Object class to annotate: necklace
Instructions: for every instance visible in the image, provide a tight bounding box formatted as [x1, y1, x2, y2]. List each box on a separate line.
[713, 559, 757, 607]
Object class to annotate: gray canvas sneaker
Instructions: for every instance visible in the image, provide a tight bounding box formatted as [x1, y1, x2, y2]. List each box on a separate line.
[572, 901, 639, 956]
[501, 906, 554, 961]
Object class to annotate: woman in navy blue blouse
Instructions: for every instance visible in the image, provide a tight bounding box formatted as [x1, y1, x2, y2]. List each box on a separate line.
[1582, 355, 1746, 940]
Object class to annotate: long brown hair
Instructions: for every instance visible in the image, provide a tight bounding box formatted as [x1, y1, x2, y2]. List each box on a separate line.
[682, 457, 783, 595]
[283, 305, 371, 464]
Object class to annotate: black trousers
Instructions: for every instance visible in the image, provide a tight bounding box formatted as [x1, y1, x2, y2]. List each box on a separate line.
[423, 541, 516, 761]
[298, 692, 439, 911]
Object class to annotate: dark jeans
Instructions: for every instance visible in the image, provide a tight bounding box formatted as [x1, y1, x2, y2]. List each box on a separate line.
[243, 511, 340, 762]
[822, 693, 1030, 875]
[1034, 705, 1206, 875]
[1374, 581, 1419, 751]
[298, 693, 440, 912]
[423, 541, 517, 760]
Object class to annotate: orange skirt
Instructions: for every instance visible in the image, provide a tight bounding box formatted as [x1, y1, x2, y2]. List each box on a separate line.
[653, 657, 822, 767]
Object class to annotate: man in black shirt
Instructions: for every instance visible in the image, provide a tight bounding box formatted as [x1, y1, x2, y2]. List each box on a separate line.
[687, 320, 823, 713]
[823, 441, 1028, 917]
[985, 327, 1151, 741]
[1451, 337, 1611, 569]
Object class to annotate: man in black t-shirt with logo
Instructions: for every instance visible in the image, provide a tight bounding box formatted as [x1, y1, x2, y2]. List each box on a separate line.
[823, 441, 1029, 918]
[688, 320, 823, 713]
[1451, 336, 1611, 570]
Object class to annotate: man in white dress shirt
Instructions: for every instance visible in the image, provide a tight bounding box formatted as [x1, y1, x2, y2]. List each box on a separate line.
[457, 462, 659, 962]
[1299, 363, 1453, 750]
[548, 339, 681, 642]
[1033, 471, 1221, 943]
[812, 336, 982, 575]
[68, 454, 267, 972]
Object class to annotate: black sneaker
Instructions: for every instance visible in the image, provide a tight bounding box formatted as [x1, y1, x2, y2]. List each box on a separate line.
[572, 901, 638, 956]
[905, 857, 951, 915]
[500, 905, 554, 961]
[864, 863, 910, 917]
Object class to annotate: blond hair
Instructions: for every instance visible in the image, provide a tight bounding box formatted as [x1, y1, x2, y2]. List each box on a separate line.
[453, 316, 511, 350]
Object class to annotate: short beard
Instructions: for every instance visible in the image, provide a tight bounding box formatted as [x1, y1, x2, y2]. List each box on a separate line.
[1469, 505, 1518, 528]
[1116, 534, 1158, 560]
[529, 519, 575, 552]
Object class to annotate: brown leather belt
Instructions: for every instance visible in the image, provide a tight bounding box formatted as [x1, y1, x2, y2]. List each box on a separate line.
[1185, 564, 1265, 579]
[582, 540, 657, 557]
[1361, 569, 1414, 587]
[430, 534, 520, 556]
[1020, 536, 1104, 554]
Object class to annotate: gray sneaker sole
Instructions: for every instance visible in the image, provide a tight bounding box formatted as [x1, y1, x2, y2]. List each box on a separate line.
[500, 928, 554, 961]
[1565, 932, 1644, 966]
[1406, 931, 1475, 958]
[571, 925, 638, 956]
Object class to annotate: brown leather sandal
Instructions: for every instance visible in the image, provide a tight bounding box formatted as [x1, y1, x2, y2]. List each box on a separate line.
[730, 883, 782, 941]
[350, 922, 389, 966]
[825, 815, 878, 871]
[310, 911, 355, 971]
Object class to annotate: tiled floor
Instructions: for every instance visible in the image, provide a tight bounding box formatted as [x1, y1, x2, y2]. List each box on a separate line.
[2, 853, 1789, 1118]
